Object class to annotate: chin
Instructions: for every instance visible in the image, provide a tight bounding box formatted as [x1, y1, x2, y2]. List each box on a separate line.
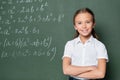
[81, 34, 91, 37]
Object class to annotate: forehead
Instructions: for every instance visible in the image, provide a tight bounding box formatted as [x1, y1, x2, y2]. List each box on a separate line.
[75, 12, 93, 21]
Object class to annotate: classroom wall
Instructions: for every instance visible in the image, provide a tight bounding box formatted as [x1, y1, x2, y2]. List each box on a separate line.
[0, 0, 120, 80]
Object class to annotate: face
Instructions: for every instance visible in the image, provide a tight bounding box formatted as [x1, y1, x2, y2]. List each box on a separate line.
[74, 12, 95, 38]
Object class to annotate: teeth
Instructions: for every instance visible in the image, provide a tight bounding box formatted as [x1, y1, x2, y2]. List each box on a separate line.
[82, 30, 88, 33]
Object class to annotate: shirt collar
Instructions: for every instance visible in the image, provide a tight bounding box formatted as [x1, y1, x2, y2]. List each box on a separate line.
[76, 35, 94, 44]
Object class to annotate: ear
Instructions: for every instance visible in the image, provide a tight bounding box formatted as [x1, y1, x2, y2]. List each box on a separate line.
[93, 23, 96, 28]
[74, 25, 77, 30]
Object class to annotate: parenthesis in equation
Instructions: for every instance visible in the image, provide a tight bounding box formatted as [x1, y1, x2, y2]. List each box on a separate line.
[50, 47, 56, 61]
[47, 36, 52, 49]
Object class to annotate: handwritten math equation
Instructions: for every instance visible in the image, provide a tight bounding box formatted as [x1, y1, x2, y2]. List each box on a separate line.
[0, 0, 65, 61]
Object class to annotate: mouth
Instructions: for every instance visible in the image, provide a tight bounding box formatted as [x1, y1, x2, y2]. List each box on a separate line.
[81, 30, 88, 33]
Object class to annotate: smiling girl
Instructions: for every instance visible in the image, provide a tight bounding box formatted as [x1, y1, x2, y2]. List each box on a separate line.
[62, 8, 108, 80]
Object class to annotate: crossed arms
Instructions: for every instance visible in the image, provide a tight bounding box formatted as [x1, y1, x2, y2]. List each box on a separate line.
[62, 57, 107, 79]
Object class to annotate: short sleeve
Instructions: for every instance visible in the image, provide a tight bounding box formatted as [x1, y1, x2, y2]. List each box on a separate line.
[95, 42, 109, 62]
[62, 41, 74, 59]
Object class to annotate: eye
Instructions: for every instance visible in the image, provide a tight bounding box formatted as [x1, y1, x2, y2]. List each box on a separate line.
[86, 21, 91, 23]
[78, 22, 81, 24]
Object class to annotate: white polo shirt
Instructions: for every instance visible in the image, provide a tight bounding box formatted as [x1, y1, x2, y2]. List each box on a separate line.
[63, 36, 108, 66]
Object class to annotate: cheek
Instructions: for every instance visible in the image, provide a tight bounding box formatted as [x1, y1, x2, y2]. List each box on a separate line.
[75, 24, 82, 29]
[88, 27, 93, 33]
[74, 26, 77, 30]
[74, 25, 79, 30]
[88, 24, 94, 29]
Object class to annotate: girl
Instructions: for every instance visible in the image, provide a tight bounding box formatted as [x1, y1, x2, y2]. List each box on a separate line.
[62, 8, 108, 80]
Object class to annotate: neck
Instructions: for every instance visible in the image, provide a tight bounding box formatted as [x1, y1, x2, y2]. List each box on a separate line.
[79, 35, 91, 44]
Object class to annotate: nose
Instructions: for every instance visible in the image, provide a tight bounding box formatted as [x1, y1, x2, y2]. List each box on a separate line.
[82, 23, 86, 28]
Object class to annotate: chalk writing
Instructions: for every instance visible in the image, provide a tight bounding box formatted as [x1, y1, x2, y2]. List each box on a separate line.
[0, 26, 41, 35]
[2, 36, 52, 48]
[0, 0, 64, 24]
[1, 47, 56, 61]
[0, 36, 56, 61]
[0, 0, 64, 61]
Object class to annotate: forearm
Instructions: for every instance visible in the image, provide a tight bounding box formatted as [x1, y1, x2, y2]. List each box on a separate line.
[76, 69, 105, 79]
[76, 59, 107, 79]
[63, 57, 96, 76]
[63, 65, 95, 76]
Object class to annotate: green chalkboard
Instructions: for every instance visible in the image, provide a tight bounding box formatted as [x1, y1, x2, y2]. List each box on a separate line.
[0, 0, 120, 80]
